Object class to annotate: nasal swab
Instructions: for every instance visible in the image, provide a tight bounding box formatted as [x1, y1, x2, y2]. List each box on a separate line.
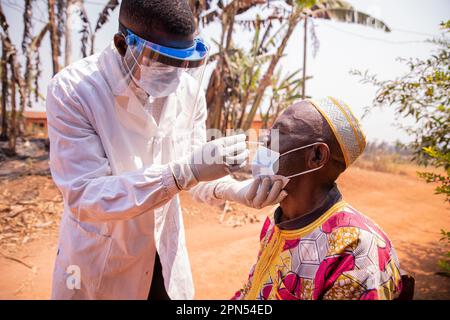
[246, 141, 264, 145]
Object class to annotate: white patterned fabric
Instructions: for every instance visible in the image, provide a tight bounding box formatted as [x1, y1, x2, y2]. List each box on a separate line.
[308, 97, 366, 167]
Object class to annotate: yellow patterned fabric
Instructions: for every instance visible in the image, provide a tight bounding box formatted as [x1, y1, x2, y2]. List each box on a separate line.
[232, 202, 403, 300]
[307, 97, 366, 167]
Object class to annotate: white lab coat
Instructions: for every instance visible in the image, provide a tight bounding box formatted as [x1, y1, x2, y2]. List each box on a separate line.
[47, 42, 223, 300]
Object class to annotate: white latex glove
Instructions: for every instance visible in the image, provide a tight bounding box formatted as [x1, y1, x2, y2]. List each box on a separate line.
[169, 134, 249, 190]
[214, 175, 289, 209]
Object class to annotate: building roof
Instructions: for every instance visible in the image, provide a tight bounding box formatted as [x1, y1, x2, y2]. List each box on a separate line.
[252, 114, 263, 122]
[23, 111, 47, 120]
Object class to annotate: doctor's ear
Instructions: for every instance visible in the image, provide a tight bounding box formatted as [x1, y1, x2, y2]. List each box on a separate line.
[114, 33, 127, 57]
[306, 143, 330, 169]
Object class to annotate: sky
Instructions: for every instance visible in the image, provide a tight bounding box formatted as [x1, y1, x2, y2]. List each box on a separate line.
[2, 0, 450, 143]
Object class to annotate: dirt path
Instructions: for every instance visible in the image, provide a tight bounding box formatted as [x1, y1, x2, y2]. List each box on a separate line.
[0, 166, 449, 299]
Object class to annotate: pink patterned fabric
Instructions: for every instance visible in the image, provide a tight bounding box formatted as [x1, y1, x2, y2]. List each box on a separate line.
[233, 203, 403, 300]
[313, 253, 355, 299]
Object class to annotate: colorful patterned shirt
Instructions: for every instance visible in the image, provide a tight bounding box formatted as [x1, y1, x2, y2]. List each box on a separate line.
[233, 198, 402, 300]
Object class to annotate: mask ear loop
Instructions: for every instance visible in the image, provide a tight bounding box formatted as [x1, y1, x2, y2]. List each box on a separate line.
[278, 142, 328, 178]
[125, 36, 143, 71]
[278, 142, 326, 157]
[285, 164, 324, 179]
[125, 35, 183, 81]
[123, 35, 159, 90]
[112, 32, 139, 95]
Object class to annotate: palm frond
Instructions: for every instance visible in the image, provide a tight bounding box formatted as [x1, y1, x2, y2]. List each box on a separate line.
[90, 0, 119, 55]
[200, 0, 267, 26]
[74, 0, 92, 58]
[310, 0, 354, 11]
[311, 8, 391, 32]
[94, 0, 119, 33]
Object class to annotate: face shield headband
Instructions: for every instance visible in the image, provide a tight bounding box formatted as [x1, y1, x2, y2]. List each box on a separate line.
[118, 23, 209, 69]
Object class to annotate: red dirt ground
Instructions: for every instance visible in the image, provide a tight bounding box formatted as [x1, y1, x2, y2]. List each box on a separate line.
[0, 166, 449, 299]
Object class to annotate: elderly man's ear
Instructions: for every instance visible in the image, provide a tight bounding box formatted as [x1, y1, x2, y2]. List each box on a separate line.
[306, 143, 330, 169]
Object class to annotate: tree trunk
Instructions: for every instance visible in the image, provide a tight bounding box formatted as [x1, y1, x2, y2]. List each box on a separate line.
[302, 16, 307, 99]
[1, 42, 8, 141]
[8, 55, 17, 154]
[189, 0, 207, 27]
[48, 0, 60, 75]
[242, 10, 303, 131]
[205, 2, 238, 131]
[237, 22, 269, 129]
[64, 0, 72, 66]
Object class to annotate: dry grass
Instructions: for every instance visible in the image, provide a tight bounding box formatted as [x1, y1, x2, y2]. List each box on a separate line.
[353, 153, 410, 176]
[353, 151, 446, 180]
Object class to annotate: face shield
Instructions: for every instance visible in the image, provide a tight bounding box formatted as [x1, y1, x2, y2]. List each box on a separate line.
[118, 24, 209, 102]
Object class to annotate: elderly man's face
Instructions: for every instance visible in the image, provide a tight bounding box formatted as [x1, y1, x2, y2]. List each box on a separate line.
[267, 101, 327, 178]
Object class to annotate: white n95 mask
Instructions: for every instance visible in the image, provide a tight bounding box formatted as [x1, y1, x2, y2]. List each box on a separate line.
[251, 142, 326, 179]
[129, 53, 182, 98]
[251, 146, 281, 176]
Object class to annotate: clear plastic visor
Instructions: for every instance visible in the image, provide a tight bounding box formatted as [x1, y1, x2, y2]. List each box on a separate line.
[120, 28, 209, 100]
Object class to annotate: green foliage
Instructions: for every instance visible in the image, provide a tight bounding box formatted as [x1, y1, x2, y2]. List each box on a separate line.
[209, 15, 307, 132]
[295, 0, 317, 8]
[352, 21, 450, 202]
[417, 146, 450, 199]
[438, 229, 450, 276]
[205, 0, 390, 132]
[353, 21, 450, 275]
[441, 20, 450, 30]
[261, 67, 309, 127]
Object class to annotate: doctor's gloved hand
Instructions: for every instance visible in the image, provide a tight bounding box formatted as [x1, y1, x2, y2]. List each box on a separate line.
[190, 134, 249, 182]
[169, 134, 249, 190]
[213, 175, 289, 209]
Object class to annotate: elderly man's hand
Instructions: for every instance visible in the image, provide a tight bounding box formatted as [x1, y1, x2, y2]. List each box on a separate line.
[214, 176, 289, 209]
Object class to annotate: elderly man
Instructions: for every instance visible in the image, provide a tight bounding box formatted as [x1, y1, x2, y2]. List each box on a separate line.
[232, 97, 403, 300]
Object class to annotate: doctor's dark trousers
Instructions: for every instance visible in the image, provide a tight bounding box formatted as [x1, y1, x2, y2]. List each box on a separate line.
[147, 251, 170, 300]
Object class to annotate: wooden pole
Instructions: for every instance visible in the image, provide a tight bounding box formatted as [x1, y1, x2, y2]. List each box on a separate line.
[1, 41, 8, 141]
[8, 55, 17, 153]
[302, 16, 307, 99]
[64, 0, 72, 67]
[48, 0, 60, 75]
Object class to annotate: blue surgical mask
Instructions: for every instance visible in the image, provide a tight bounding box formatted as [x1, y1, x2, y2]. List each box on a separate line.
[251, 142, 326, 179]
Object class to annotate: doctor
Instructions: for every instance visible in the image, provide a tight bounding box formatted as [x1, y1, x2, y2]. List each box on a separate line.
[47, 0, 288, 300]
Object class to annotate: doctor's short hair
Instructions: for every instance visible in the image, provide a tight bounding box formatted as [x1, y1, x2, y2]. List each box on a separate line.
[119, 0, 196, 36]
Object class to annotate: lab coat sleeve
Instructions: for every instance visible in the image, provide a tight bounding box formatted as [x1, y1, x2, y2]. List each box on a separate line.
[188, 94, 233, 206]
[46, 76, 180, 223]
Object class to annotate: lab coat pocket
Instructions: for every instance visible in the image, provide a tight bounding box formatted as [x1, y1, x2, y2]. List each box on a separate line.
[60, 215, 113, 293]
[97, 233, 154, 297]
